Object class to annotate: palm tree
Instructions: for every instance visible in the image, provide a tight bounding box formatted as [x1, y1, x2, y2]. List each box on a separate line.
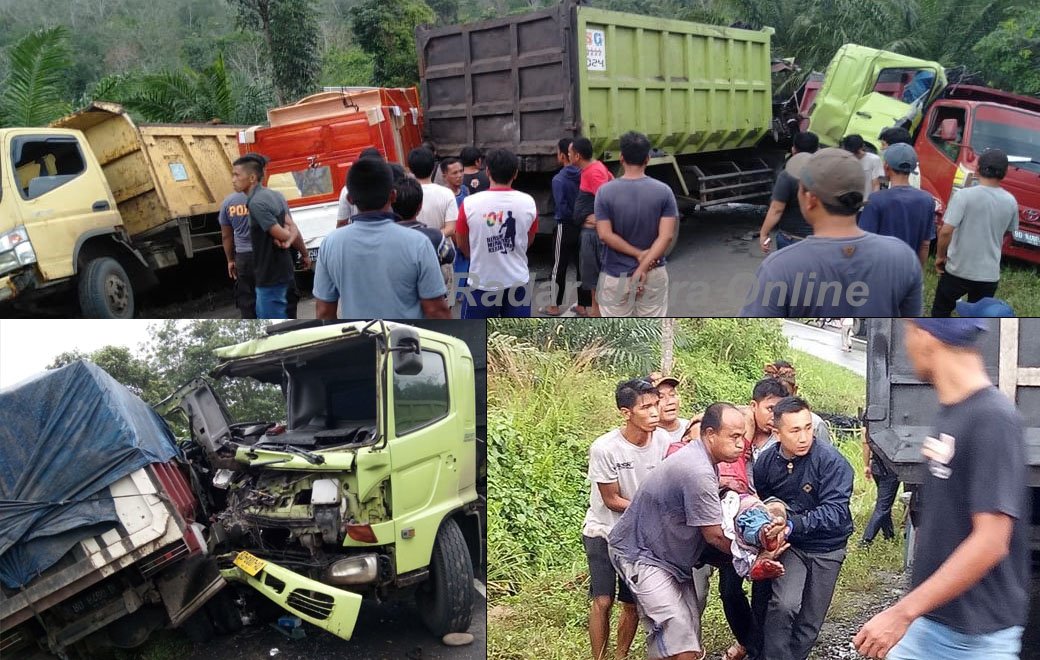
[0, 27, 73, 128]
[661, 318, 676, 375]
[96, 54, 269, 125]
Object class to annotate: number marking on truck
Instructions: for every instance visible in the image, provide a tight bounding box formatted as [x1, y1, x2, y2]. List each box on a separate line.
[586, 29, 606, 71]
[234, 551, 268, 576]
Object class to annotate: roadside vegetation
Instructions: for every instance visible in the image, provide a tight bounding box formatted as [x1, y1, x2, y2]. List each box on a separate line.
[486, 319, 903, 660]
[922, 256, 1040, 317]
[0, 0, 1037, 128]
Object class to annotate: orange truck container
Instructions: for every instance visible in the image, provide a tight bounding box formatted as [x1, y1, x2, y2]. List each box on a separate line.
[237, 88, 424, 265]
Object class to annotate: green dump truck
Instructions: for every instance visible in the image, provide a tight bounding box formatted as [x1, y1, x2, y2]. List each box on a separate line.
[417, 0, 781, 232]
[165, 320, 484, 642]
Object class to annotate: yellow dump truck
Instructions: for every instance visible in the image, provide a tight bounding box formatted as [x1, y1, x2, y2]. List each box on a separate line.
[0, 103, 241, 318]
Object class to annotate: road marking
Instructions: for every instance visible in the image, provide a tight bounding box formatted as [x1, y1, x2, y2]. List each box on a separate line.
[473, 579, 486, 599]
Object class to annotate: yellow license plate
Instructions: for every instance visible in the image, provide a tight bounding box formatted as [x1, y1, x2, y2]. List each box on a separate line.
[233, 551, 268, 576]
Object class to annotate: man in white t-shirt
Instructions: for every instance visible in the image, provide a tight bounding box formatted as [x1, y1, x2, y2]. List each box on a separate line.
[842, 134, 884, 200]
[583, 378, 671, 660]
[456, 148, 538, 318]
[408, 147, 460, 304]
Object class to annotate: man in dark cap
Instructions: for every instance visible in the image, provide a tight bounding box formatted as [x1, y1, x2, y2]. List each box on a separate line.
[740, 148, 922, 317]
[932, 149, 1020, 317]
[858, 143, 936, 267]
[854, 319, 1029, 659]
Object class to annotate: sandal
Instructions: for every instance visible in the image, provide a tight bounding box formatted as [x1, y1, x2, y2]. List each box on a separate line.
[538, 305, 564, 317]
[569, 304, 589, 317]
[723, 643, 746, 660]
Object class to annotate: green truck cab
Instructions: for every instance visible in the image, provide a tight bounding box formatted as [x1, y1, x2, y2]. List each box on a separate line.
[169, 321, 483, 641]
[808, 44, 947, 151]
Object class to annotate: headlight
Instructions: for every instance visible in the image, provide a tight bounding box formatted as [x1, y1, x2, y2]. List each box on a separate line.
[0, 226, 30, 253]
[14, 241, 36, 265]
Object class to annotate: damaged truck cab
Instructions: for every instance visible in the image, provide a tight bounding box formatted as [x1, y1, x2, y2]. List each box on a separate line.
[175, 321, 481, 641]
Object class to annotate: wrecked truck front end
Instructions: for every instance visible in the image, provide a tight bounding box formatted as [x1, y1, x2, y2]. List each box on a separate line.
[171, 321, 478, 641]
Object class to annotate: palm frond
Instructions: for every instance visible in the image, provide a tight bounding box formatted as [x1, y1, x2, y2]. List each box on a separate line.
[0, 26, 73, 127]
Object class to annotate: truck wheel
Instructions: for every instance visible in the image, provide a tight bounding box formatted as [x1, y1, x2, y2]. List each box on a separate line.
[416, 518, 474, 637]
[79, 257, 134, 318]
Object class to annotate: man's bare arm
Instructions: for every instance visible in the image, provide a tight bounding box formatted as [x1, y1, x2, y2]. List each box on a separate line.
[597, 481, 630, 514]
[420, 297, 452, 319]
[596, 218, 644, 259]
[315, 299, 338, 320]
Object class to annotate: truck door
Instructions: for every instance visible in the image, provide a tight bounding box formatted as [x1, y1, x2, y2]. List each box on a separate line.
[6, 132, 119, 280]
[915, 103, 966, 216]
[387, 340, 462, 574]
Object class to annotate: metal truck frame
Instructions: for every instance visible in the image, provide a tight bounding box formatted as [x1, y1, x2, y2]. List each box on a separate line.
[168, 320, 483, 641]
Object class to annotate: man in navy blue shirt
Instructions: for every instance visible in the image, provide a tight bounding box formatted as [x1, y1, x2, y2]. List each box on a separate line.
[543, 138, 590, 317]
[751, 396, 854, 660]
[858, 143, 936, 267]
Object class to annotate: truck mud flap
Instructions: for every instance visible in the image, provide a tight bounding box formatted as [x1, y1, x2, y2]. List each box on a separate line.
[221, 557, 362, 640]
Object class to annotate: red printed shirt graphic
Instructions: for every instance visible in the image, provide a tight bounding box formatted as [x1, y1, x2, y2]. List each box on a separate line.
[456, 187, 538, 292]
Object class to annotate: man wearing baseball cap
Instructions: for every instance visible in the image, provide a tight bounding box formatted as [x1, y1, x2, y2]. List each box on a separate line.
[740, 148, 922, 317]
[855, 319, 1029, 659]
[932, 149, 1020, 317]
[858, 143, 936, 267]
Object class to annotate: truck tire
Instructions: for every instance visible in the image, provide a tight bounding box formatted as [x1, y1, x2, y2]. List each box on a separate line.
[416, 518, 474, 637]
[78, 257, 134, 318]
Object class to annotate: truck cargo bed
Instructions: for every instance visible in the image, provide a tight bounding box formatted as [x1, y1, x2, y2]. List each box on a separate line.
[866, 318, 1040, 485]
[417, 1, 773, 172]
[50, 103, 241, 237]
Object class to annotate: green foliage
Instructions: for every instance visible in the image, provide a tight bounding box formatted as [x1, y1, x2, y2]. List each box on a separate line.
[143, 320, 284, 424]
[0, 27, 72, 127]
[231, 0, 321, 104]
[42, 321, 284, 433]
[96, 54, 271, 125]
[352, 0, 435, 87]
[486, 319, 866, 599]
[47, 346, 156, 399]
[973, 7, 1040, 95]
[320, 46, 376, 87]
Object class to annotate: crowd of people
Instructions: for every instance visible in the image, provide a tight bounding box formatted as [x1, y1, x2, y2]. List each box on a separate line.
[217, 124, 1021, 319]
[579, 319, 1029, 660]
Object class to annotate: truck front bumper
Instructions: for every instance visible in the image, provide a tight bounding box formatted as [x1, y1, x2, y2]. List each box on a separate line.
[220, 555, 362, 640]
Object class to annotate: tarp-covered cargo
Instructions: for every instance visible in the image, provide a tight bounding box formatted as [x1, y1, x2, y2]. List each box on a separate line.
[0, 361, 179, 588]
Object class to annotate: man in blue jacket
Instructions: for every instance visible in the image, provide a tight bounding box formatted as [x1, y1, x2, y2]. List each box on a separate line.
[751, 396, 854, 660]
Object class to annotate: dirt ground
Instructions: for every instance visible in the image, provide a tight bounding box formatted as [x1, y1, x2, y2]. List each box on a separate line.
[808, 569, 1040, 660]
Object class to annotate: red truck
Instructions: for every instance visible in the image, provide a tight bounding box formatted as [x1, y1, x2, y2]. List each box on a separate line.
[238, 87, 425, 267]
[807, 45, 1040, 266]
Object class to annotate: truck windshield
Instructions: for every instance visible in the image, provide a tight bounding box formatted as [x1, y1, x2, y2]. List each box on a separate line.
[971, 106, 1040, 174]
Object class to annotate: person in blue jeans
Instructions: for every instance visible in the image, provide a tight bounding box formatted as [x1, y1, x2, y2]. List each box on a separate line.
[234, 154, 299, 319]
[854, 319, 1029, 659]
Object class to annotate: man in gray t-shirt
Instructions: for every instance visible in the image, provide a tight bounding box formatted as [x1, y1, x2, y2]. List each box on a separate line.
[741, 148, 922, 317]
[594, 131, 678, 317]
[932, 149, 1019, 317]
[607, 403, 765, 658]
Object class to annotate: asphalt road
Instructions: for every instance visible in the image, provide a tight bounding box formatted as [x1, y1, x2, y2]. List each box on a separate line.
[527, 205, 768, 317]
[781, 320, 866, 377]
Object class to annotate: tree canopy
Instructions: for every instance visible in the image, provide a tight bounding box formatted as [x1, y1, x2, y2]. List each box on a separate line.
[0, 0, 1035, 128]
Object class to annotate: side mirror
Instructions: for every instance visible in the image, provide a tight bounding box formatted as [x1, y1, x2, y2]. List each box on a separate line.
[939, 118, 959, 142]
[390, 327, 423, 376]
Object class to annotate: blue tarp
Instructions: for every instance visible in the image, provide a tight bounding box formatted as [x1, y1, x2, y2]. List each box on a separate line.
[0, 361, 180, 589]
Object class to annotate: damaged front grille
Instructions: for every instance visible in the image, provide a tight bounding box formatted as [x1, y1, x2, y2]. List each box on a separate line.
[286, 588, 335, 620]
